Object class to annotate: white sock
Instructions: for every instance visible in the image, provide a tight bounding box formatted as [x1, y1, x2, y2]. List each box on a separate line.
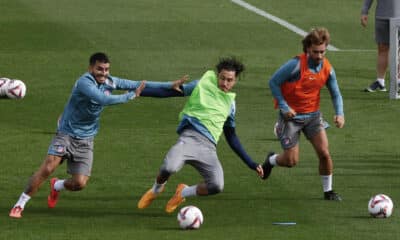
[321, 175, 332, 192]
[377, 78, 385, 86]
[269, 154, 278, 166]
[181, 185, 197, 198]
[151, 181, 166, 194]
[15, 192, 31, 209]
[54, 179, 66, 191]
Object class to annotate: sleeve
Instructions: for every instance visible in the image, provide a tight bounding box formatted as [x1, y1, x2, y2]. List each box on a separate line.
[223, 126, 258, 170]
[112, 76, 174, 90]
[326, 68, 344, 116]
[140, 79, 200, 97]
[269, 58, 300, 113]
[361, 0, 373, 15]
[181, 79, 199, 96]
[223, 102, 257, 170]
[76, 78, 135, 105]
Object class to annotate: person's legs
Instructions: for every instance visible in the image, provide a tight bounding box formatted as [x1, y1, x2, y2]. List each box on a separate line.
[309, 130, 332, 176]
[9, 155, 63, 218]
[64, 174, 90, 191]
[165, 138, 221, 213]
[309, 130, 341, 200]
[377, 43, 390, 81]
[137, 171, 169, 209]
[262, 116, 301, 179]
[365, 19, 389, 92]
[275, 146, 299, 167]
[137, 135, 186, 209]
[47, 135, 93, 207]
[25, 155, 63, 195]
[48, 174, 89, 208]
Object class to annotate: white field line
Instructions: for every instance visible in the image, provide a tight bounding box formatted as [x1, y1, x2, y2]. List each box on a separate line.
[231, 0, 343, 51]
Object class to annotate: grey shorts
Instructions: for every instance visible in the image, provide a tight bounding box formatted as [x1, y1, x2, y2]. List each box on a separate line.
[275, 112, 324, 149]
[160, 129, 223, 188]
[375, 18, 390, 44]
[47, 132, 94, 176]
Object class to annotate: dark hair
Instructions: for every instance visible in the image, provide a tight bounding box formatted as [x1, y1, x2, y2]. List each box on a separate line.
[89, 52, 110, 65]
[302, 27, 330, 53]
[216, 57, 245, 76]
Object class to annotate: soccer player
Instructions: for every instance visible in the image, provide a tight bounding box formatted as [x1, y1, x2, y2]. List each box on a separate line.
[9, 52, 188, 218]
[361, 0, 400, 92]
[137, 57, 264, 213]
[263, 28, 345, 201]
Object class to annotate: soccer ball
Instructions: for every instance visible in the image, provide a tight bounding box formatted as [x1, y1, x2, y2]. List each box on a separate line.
[0, 77, 11, 96]
[368, 194, 394, 218]
[5, 79, 26, 99]
[177, 205, 204, 230]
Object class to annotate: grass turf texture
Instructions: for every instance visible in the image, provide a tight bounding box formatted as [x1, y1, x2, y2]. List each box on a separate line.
[1, 0, 399, 239]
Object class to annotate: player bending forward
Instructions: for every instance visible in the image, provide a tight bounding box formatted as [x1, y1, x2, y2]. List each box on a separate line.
[138, 57, 264, 213]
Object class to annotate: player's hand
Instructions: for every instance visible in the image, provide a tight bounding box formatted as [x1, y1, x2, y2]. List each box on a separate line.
[360, 15, 368, 27]
[172, 75, 189, 93]
[334, 115, 345, 128]
[283, 108, 296, 119]
[135, 81, 146, 97]
[256, 165, 264, 178]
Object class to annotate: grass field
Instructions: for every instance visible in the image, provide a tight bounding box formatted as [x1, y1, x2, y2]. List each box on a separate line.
[1, 0, 399, 239]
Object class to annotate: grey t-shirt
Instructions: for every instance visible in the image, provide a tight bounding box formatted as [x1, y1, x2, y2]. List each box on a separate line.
[361, 0, 400, 19]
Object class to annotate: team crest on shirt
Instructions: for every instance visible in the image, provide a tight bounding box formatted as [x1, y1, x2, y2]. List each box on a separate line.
[104, 90, 111, 96]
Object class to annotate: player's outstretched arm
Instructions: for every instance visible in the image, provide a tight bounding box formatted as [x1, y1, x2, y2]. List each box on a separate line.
[223, 126, 260, 172]
[134, 81, 146, 97]
[171, 75, 189, 93]
[140, 78, 198, 98]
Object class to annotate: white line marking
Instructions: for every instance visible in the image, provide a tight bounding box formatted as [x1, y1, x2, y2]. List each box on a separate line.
[231, 0, 340, 51]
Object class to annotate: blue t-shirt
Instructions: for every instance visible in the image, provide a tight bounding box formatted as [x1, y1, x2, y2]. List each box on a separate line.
[58, 72, 173, 138]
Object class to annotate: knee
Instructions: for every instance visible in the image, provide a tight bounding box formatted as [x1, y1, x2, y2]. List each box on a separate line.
[284, 156, 298, 168]
[207, 182, 224, 195]
[70, 178, 88, 191]
[318, 153, 331, 164]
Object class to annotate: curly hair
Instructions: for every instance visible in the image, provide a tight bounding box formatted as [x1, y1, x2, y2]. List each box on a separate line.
[216, 57, 245, 76]
[302, 27, 330, 53]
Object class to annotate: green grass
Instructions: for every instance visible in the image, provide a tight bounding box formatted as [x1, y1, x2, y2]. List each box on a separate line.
[1, 0, 399, 239]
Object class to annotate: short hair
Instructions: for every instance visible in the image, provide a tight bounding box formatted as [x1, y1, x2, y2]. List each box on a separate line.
[216, 57, 245, 77]
[302, 27, 330, 53]
[89, 52, 110, 65]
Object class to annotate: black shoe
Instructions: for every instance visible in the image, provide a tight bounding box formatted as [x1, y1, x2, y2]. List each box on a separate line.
[261, 152, 275, 180]
[324, 190, 342, 201]
[364, 81, 387, 92]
